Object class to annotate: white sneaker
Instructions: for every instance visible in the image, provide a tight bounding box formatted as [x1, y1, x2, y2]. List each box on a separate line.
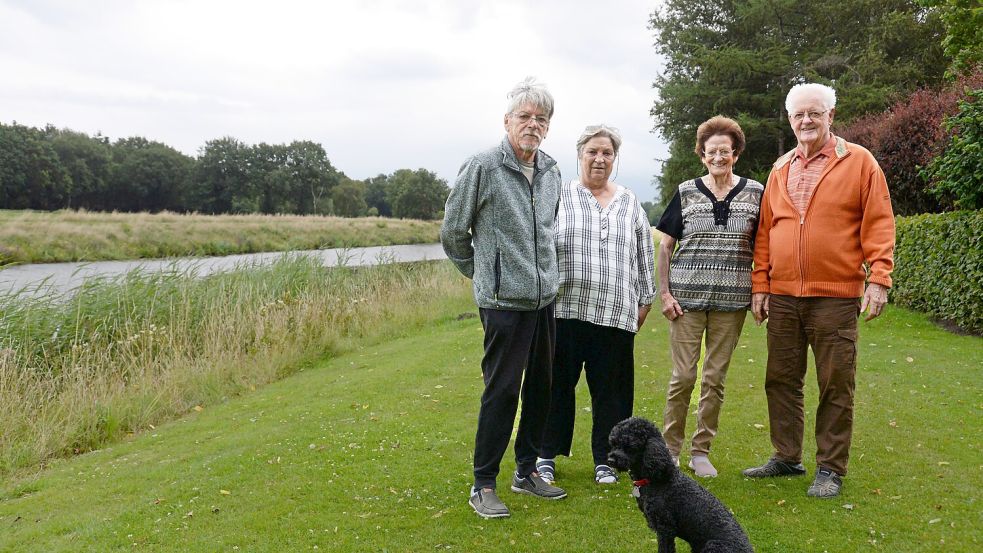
[688, 455, 718, 477]
[594, 464, 618, 484]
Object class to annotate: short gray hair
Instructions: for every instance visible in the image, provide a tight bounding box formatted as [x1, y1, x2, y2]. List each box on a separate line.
[576, 124, 623, 157]
[785, 83, 837, 113]
[506, 76, 555, 118]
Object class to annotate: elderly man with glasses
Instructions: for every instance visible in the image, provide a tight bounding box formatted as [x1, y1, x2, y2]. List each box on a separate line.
[441, 76, 566, 519]
[743, 83, 896, 499]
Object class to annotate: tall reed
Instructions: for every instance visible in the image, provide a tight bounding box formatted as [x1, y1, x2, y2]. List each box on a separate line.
[0, 258, 472, 476]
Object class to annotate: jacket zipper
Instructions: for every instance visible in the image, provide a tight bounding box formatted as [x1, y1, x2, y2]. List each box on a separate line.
[530, 178, 541, 310]
[778, 139, 851, 296]
[799, 215, 806, 296]
[781, 165, 809, 296]
[494, 249, 501, 301]
[795, 155, 841, 295]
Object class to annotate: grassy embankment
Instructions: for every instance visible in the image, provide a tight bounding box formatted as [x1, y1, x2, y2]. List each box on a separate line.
[0, 209, 441, 265]
[0, 258, 473, 477]
[0, 260, 979, 552]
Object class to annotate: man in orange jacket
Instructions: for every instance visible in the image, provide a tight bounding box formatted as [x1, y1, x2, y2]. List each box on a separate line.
[742, 83, 896, 498]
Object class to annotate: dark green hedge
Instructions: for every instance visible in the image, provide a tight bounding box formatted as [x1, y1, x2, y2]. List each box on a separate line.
[892, 210, 983, 334]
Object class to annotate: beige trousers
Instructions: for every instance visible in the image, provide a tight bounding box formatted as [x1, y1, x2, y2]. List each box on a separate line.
[663, 310, 747, 456]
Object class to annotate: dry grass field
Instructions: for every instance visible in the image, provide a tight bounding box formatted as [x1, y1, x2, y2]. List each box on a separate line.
[0, 209, 441, 264]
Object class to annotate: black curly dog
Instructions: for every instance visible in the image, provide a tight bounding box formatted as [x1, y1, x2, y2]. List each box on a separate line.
[608, 417, 753, 553]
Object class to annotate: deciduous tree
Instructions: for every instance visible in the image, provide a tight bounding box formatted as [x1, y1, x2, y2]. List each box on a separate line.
[195, 137, 253, 213]
[47, 128, 112, 210]
[387, 168, 449, 220]
[110, 137, 194, 212]
[0, 123, 71, 210]
[332, 178, 368, 217]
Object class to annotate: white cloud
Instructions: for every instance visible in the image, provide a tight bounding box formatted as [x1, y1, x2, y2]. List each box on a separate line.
[0, 0, 669, 199]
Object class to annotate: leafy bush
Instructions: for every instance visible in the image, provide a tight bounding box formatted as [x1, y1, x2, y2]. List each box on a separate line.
[892, 210, 982, 334]
[838, 68, 983, 215]
[921, 89, 983, 210]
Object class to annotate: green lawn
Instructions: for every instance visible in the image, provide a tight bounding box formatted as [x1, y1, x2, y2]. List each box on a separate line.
[0, 304, 979, 552]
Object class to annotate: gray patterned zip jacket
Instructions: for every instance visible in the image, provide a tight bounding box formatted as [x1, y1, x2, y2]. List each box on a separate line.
[441, 136, 562, 311]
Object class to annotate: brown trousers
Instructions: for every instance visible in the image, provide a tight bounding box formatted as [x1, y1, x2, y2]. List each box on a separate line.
[664, 310, 747, 456]
[765, 295, 860, 476]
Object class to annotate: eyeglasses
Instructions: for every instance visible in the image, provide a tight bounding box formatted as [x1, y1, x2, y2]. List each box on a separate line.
[790, 110, 827, 122]
[702, 148, 734, 158]
[511, 112, 550, 126]
[582, 150, 615, 161]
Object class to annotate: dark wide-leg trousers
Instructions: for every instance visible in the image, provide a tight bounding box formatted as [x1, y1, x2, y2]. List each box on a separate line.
[540, 318, 635, 467]
[765, 295, 860, 476]
[473, 304, 556, 490]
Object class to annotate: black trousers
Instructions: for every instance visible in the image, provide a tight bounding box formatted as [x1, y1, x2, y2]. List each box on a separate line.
[473, 304, 556, 490]
[540, 318, 635, 466]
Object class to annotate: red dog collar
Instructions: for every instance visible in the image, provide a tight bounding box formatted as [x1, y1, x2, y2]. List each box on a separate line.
[633, 478, 650, 487]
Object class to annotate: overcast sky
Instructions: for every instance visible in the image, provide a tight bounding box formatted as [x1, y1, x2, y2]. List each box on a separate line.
[1, 0, 668, 200]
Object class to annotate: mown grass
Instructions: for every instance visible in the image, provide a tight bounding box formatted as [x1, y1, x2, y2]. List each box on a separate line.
[0, 209, 441, 265]
[0, 277, 979, 552]
[0, 258, 473, 478]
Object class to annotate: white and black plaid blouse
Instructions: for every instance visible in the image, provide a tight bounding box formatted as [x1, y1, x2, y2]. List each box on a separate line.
[554, 181, 656, 333]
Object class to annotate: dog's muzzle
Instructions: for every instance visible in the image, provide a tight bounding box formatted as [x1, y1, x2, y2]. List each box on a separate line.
[608, 449, 629, 471]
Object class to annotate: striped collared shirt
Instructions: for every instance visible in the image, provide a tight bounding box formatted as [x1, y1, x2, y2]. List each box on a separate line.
[787, 133, 838, 215]
[554, 181, 656, 333]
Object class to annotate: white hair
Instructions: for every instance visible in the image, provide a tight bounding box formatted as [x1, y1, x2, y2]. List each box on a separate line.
[785, 83, 837, 113]
[576, 124, 623, 156]
[506, 76, 555, 118]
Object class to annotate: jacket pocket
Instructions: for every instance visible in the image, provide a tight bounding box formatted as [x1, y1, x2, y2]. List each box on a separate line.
[494, 249, 502, 299]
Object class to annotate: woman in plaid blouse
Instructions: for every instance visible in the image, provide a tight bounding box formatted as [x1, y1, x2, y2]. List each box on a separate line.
[536, 124, 656, 486]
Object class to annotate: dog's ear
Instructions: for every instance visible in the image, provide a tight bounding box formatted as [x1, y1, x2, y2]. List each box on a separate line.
[642, 428, 676, 483]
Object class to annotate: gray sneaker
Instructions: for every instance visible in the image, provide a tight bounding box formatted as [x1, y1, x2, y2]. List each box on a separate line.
[469, 487, 510, 518]
[742, 458, 807, 478]
[510, 472, 567, 499]
[807, 468, 843, 498]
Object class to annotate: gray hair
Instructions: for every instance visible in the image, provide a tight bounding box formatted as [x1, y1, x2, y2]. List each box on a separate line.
[506, 76, 555, 118]
[785, 83, 837, 113]
[576, 124, 623, 157]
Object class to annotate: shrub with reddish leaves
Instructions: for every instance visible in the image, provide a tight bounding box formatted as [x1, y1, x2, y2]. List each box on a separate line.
[838, 68, 983, 215]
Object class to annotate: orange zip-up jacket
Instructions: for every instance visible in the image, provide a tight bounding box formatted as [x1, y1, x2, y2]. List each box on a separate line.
[751, 136, 895, 298]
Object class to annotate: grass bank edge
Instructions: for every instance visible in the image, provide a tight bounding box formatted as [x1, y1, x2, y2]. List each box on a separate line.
[0, 257, 474, 478]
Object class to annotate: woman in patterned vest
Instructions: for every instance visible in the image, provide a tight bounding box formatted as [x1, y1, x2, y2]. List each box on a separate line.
[655, 116, 764, 478]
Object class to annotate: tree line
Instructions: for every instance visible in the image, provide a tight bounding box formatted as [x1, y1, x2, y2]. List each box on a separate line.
[649, 0, 982, 215]
[0, 124, 450, 220]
